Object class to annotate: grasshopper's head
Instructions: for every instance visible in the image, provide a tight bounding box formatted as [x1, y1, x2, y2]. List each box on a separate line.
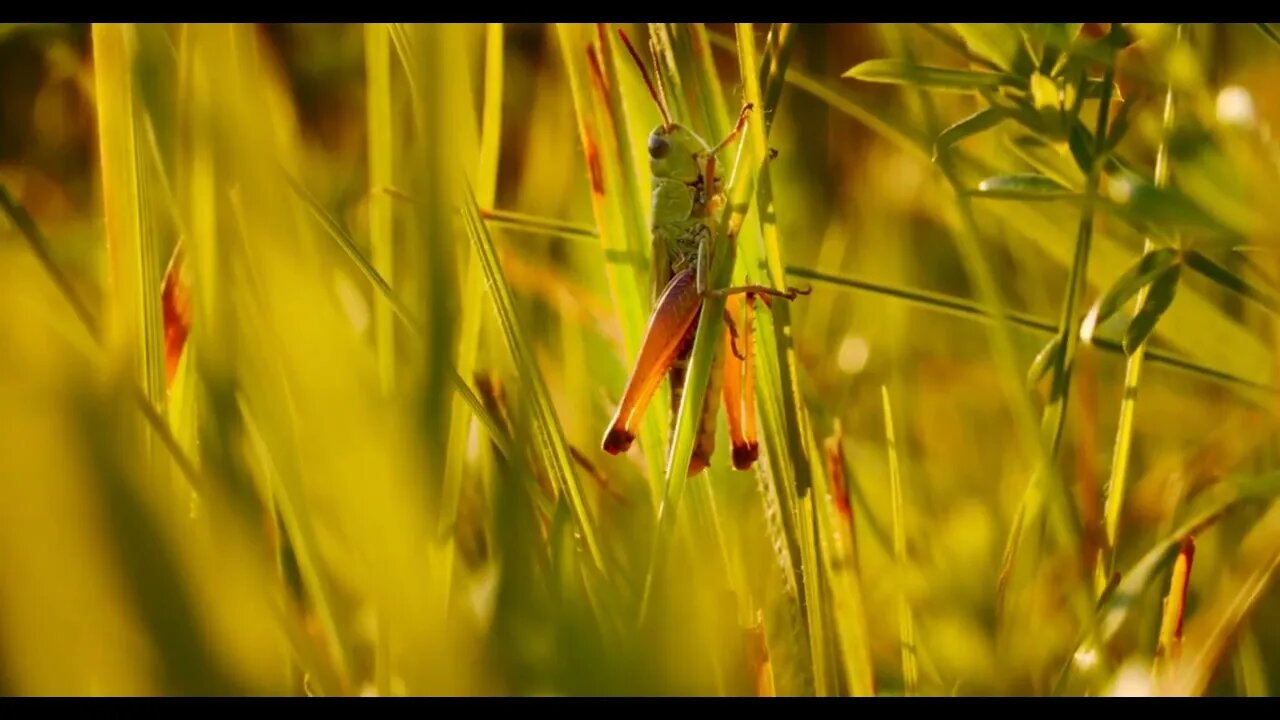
[647, 123, 708, 184]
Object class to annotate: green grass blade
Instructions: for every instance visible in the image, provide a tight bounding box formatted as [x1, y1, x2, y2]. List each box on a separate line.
[557, 23, 667, 500]
[1184, 249, 1280, 315]
[459, 179, 604, 571]
[1057, 471, 1280, 692]
[1079, 247, 1181, 343]
[733, 22, 829, 695]
[365, 23, 396, 394]
[1159, 501, 1280, 695]
[1254, 22, 1280, 47]
[439, 22, 503, 620]
[1122, 263, 1180, 354]
[1004, 62, 1117, 629]
[92, 24, 170, 453]
[784, 263, 1276, 399]
[883, 387, 918, 695]
[1100, 68, 1178, 581]
[0, 183, 211, 502]
[713, 29, 1272, 387]
[844, 58, 1022, 92]
[284, 173, 512, 461]
[934, 106, 1011, 158]
[972, 173, 1079, 200]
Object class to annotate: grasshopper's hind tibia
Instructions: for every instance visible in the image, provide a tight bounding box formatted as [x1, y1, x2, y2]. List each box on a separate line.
[722, 293, 759, 470]
[602, 268, 702, 456]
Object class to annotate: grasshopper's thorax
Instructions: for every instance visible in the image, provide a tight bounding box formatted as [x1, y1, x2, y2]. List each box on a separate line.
[647, 123, 721, 272]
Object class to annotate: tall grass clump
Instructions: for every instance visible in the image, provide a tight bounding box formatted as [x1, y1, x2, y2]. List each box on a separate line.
[0, 21, 1279, 697]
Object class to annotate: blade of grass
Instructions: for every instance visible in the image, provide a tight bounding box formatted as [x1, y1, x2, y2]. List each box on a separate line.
[813, 424, 876, 696]
[866, 25, 1070, 621]
[733, 22, 830, 695]
[1233, 625, 1269, 696]
[557, 23, 667, 501]
[407, 209, 1276, 400]
[365, 23, 396, 394]
[240, 400, 352, 691]
[93, 24, 169, 420]
[706, 28, 1274, 388]
[439, 22, 502, 625]
[1055, 471, 1280, 692]
[1100, 52, 1180, 584]
[284, 173, 513, 462]
[1184, 249, 1280, 315]
[0, 185, 209, 499]
[882, 387, 918, 695]
[1158, 500, 1280, 695]
[1254, 22, 1280, 47]
[783, 264, 1274, 400]
[361, 31, 404, 682]
[460, 178, 604, 571]
[667, 22, 823, 696]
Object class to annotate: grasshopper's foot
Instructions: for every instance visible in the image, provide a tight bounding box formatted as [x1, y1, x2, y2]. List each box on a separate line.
[689, 449, 711, 476]
[732, 442, 760, 471]
[602, 426, 635, 455]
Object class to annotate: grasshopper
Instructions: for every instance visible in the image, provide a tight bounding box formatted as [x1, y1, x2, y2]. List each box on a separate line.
[600, 30, 808, 476]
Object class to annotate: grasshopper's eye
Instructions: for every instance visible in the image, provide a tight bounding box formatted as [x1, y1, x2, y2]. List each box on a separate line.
[648, 133, 670, 159]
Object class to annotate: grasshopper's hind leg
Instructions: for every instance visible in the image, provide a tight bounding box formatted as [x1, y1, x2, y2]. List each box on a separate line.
[722, 293, 760, 470]
[602, 269, 703, 456]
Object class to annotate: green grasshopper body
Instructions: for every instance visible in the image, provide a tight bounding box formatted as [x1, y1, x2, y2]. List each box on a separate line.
[600, 30, 807, 475]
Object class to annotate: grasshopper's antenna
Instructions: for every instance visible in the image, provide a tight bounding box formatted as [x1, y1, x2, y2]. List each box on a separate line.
[617, 28, 673, 130]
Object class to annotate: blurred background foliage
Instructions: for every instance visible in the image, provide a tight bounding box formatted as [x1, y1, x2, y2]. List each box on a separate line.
[1, 22, 1280, 696]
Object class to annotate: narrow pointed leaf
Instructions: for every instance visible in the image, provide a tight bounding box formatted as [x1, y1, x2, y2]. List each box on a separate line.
[1255, 23, 1280, 47]
[1184, 250, 1280, 315]
[933, 106, 1010, 157]
[1068, 119, 1094, 175]
[844, 58, 1020, 92]
[1122, 263, 1180, 354]
[1079, 247, 1179, 343]
[1027, 334, 1063, 388]
[973, 173, 1078, 200]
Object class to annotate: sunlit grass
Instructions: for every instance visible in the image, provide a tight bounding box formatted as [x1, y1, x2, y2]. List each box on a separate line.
[1, 22, 1280, 697]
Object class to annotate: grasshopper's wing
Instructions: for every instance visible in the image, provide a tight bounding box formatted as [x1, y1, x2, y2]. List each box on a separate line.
[722, 293, 759, 470]
[602, 268, 701, 455]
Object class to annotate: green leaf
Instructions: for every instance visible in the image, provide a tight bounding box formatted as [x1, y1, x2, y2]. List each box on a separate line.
[1039, 23, 1083, 53]
[1255, 23, 1280, 47]
[1026, 334, 1063, 388]
[1057, 471, 1280, 693]
[1004, 133, 1084, 188]
[458, 180, 604, 570]
[1123, 263, 1180, 354]
[973, 173, 1078, 200]
[1104, 177, 1230, 236]
[1184, 250, 1280, 315]
[933, 106, 1010, 158]
[1068, 119, 1094, 174]
[844, 58, 1020, 92]
[285, 174, 514, 462]
[950, 23, 1026, 71]
[1094, 482, 1270, 647]
[1106, 95, 1136, 150]
[1079, 247, 1180, 343]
